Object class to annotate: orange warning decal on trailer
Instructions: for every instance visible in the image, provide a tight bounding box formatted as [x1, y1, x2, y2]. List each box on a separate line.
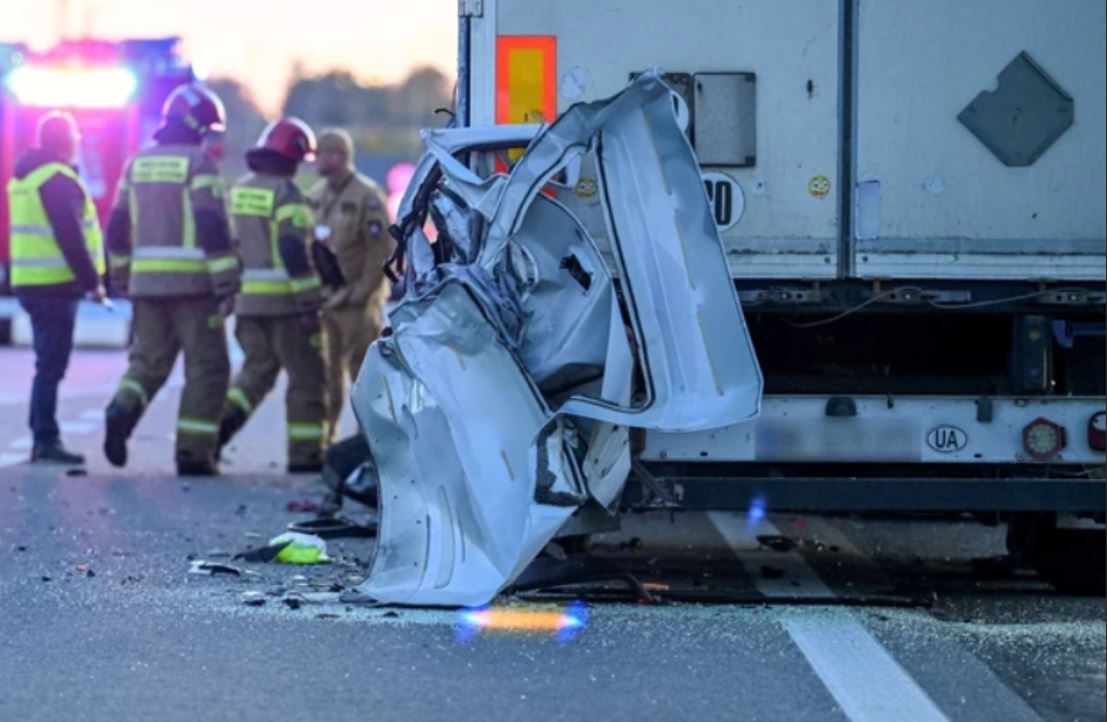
[495, 35, 557, 125]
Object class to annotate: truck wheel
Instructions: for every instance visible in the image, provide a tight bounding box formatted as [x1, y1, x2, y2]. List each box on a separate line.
[1007, 513, 1106, 596]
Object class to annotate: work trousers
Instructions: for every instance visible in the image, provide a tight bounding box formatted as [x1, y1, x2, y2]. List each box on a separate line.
[226, 315, 327, 466]
[112, 297, 230, 465]
[18, 296, 79, 447]
[323, 301, 382, 440]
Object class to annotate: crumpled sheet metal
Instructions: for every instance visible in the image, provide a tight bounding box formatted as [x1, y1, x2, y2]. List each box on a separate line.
[352, 284, 582, 606]
[353, 72, 762, 606]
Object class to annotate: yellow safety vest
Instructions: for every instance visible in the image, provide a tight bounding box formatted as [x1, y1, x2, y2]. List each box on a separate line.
[6, 162, 105, 288]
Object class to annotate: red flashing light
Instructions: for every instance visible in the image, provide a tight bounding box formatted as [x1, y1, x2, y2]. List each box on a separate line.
[5, 65, 138, 108]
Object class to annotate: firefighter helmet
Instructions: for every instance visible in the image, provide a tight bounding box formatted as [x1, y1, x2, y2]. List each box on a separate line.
[255, 117, 317, 163]
[160, 83, 226, 135]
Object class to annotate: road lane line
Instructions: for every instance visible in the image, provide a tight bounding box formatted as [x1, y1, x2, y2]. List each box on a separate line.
[784, 613, 948, 722]
[59, 421, 96, 434]
[707, 511, 952, 722]
[8, 435, 32, 451]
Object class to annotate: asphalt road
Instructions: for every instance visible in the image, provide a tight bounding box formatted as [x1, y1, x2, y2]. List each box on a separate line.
[0, 347, 1103, 722]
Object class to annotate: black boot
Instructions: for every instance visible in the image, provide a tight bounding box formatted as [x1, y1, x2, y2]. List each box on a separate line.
[32, 441, 85, 465]
[218, 407, 248, 459]
[288, 460, 324, 474]
[104, 402, 138, 468]
[177, 459, 220, 476]
[176, 447, 219, 476]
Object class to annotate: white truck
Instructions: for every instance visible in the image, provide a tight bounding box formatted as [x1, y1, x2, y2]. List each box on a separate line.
[452, 0, 1107, 593]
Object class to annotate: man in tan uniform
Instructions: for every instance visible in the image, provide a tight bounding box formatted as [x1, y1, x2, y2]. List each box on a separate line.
[308, 129, 394, 440]
[217, 118, 327, 472]
[103, 84, 240, 476]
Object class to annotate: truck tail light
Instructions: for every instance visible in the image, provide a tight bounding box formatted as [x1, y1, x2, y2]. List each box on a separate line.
[1022, 417, 1066, 460]
[1088, 411, 1106, 452]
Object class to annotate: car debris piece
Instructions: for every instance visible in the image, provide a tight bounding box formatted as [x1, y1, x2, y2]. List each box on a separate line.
[241, 591, 267, 606]
[188, 560, 245, 576]
[270, 532, 332, 565]
[351, 71, 762, 607]
[234, 532, 334, 564]
[286, 515, 376, 540]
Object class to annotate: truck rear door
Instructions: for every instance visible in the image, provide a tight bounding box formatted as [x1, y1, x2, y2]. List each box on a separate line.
[853, 0, 1106, 281]
[464, 0, 1107, 283]
[465, 0, 843, 280]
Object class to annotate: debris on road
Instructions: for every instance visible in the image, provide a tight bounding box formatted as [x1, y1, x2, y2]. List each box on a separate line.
[757, 535, 797, 553]
[286, 499, 322, 513]
[234, 532, 332, 565]
[189, 560, 246, 577]
[286, 515, 376, 539]
[761, 565, 785, 580]
[241, 591, 267, 607]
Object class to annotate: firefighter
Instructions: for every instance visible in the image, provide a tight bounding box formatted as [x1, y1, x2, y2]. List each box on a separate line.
[5, 111, 106, 464]
[102, 84, 239, 476]
[217, 118, 327, 472]
[308, 129, 394, 440]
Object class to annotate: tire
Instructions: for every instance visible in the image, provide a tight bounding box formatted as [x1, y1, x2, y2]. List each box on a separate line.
[1007, 513, 1106, 596]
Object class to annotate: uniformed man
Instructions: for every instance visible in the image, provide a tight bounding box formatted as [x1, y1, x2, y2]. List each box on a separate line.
[103, 84, 239, 476]
[308, 129, 394, 440]
[217, 118, 327, 472]
[6, 111, 106, 464]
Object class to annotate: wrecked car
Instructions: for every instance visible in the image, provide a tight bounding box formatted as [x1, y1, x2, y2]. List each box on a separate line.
[349, 72, 762, 606]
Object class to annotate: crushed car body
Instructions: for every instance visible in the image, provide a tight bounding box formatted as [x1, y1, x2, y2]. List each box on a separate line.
[351, 71, 763, 606]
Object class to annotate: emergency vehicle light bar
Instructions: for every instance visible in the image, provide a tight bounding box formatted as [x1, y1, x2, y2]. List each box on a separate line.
[4, 65, 138, 108]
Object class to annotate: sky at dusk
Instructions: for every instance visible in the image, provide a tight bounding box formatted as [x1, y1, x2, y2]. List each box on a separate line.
[1, 0, 458, 114]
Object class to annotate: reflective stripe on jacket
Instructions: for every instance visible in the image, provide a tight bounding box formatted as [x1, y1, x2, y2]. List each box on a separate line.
[231, 173, 321, 317]
[6, 162, 104, 288]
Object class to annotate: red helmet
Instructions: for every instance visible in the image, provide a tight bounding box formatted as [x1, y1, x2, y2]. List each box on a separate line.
[160, 83, 226, 135]
[255, 118, 317, 163]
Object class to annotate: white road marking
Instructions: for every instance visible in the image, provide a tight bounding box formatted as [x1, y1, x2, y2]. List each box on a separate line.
[785, 614, 949, 722]
[0, 451, 25, 467]
[708, 511, 952, 722]
[8, 435, 33, 451]
[60, 421, 96, 434]
[0, 384, 118, 406]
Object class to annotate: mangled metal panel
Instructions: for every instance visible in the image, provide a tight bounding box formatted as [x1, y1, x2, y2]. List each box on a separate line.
[352, 283, 584, 606]
[353, 71, 762, 607]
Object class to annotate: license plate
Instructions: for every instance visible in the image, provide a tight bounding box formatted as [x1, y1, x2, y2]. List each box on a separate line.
[755, 418, 922, 462]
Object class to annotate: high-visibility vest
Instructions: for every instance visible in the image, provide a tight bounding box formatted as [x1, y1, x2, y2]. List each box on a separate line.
[6, 162, 105, 288]
[230, 175, 320, 317]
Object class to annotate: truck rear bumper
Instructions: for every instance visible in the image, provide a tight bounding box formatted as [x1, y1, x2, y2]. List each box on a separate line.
[623, 475, 1106, 513]
[643, 395, 1106, 465]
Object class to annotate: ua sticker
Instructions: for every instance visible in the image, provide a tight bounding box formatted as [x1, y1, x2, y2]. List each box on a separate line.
[808, 175, 831, 198]
[926, 425, 968, 453]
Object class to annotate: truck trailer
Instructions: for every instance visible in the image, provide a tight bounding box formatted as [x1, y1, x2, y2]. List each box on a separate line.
[448, 0, 1106, 593]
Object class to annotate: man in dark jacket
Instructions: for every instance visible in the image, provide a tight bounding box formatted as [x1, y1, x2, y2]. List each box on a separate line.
[5, 111, 106, 464]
